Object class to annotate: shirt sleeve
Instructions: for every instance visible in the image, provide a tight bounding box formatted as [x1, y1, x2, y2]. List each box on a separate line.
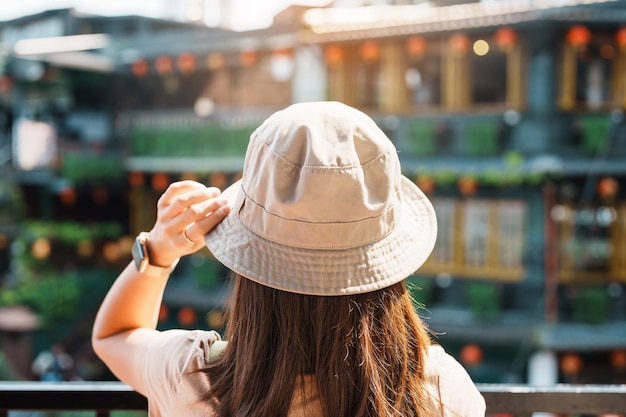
[142, 329, 221, 416]
[424, 344, 486, 417]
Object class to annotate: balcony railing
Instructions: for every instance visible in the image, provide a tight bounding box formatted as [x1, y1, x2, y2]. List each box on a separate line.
[0, 382, 625, 416]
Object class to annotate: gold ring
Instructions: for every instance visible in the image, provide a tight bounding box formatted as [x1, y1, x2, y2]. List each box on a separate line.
[182, 227, 196, 245]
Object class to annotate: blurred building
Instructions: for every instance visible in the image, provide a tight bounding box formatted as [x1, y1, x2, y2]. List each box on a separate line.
[0, 0, 625, 384]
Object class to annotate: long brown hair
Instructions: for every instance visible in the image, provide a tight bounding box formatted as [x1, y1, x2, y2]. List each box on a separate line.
[200, 275, 432, 417]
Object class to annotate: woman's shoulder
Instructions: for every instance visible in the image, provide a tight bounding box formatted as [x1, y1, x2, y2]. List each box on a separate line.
[142, 330, 222, 416]
[423, 343, 478, 387]
[423, 344, 486, 417]
[144, 329, 221, 378]
[147, 329, 220, 353]
[425, 344, 464, 371]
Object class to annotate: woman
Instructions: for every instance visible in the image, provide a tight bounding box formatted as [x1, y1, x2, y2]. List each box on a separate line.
[92, 101, 485, 417]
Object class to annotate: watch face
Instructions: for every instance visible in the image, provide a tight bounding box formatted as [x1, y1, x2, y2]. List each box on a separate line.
[132, 235, 147, 271]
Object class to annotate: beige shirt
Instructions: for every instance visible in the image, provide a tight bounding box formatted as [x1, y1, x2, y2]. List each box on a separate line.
[143, 329, 486, 417]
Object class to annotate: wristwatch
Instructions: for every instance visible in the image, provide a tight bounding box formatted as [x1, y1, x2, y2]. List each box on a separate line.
[131, 232, 179, 278]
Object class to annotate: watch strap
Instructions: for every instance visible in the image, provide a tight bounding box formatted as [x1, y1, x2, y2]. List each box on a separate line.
[138, 258, 180, 278]
[133, 232, 180, 278]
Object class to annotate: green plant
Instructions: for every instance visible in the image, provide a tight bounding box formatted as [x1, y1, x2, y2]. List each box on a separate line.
[1, 272, 80, 324]
[2, 221, 124, 326]
[20, 220, 122, 244]
[579, 116, 608, 154]
[571, 287, 608, 324]
[466, 282, 500, 320]
[465, 120, 498, 156]
[129, 123, 254, 158]
[408, 120, 437, 156]
[61, 153, 125, 184]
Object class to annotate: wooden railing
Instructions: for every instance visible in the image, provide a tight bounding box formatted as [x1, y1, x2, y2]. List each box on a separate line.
[0, 382, 625, 416]
[479, 384, 626, 416]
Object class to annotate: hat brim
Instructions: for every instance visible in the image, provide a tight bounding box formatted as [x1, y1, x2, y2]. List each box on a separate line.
[204, 176, 437, 296]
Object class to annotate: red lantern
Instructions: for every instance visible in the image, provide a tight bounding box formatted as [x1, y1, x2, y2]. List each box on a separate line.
[597, 176, 619, 200]
[567, 25, 591, 48]
[155, 55, 174, 75]
[360, 41, 380, 62]
[325, 45, 344, 66]
[560, 353, 583, 375]
[151, 173, 169, 192]
[273, 48, 292, 59]
[610, 349, 626, 370]
[239, 50, 258, 67]
[177, 53, 196, 74]
[406, 36, 427, 58]
[460, 344, 483, 367]
[458, 176, 478, 196]
[616, 27, 626, 50]
[494, 27, 517, 50]
[416, 175, 436, 194]
[178, 307, 197, 326]
[158, 304, 170, 322]
[449, 33, 470, 54]
[129, 171, 145, 187]
[131, 59, 149, 77]
[59, 186, 77, 206]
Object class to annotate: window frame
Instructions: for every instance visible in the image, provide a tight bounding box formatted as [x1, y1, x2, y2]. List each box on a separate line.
[559, 29, 626, 111]
[557, 202, 626, 283]
[420, 197, 527, 282]
[323, 31, 526, 113]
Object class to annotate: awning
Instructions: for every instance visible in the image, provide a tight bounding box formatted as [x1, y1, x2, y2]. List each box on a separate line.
[301, 0, 626, 43]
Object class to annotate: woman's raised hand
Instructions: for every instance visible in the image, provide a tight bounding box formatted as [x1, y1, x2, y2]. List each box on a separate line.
[146, 181, 230, 267]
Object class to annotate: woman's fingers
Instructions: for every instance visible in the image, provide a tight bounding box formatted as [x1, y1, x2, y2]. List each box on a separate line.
[181, 204, 230, 246]
[156, 183, 223, 228]
[162, 190, 228, 230]
[176, 198, 230, 243]
[146, 181, 231, 265]
[157, 181, 218, 211]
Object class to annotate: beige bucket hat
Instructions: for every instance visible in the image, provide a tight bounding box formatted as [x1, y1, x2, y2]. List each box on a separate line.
[205, 101, 437, 296]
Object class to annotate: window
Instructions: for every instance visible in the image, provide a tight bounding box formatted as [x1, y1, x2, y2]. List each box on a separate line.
[405, 37, 442, 108]
[499, 201, 526, 270]
[441, 29, 524, 110]
[325, 43, 381, 109]
[356, 41, 381, 108]
[430, 198, 455, 264]
[559, 28, 626, 111]
[356, 60, 380, 108]
[575, 49, 611, 108]
[324, 31, 524, 112]
[469, 40, 507, 104]
[423, 198, 527, 281]
[555, 202, 626, 283]
[464, 200, 489, 267]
